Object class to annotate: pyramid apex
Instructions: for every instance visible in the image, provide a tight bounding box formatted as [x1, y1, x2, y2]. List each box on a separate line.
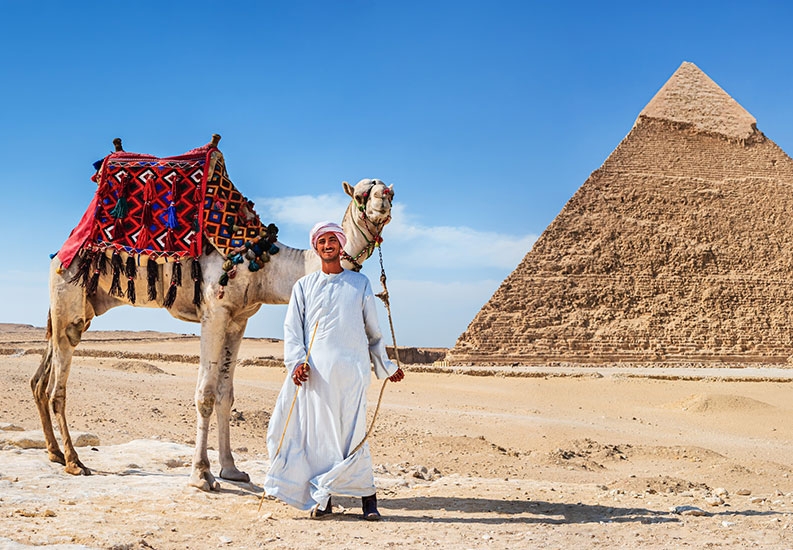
[638, 61, 757, 140]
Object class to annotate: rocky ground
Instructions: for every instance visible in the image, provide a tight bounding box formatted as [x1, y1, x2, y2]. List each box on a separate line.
[2, 324, 793, 549]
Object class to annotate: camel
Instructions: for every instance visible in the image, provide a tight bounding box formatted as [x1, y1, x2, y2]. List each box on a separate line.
[31, 171, 394, 491]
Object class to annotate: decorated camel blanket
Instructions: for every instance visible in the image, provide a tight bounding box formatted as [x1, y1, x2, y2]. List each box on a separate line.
[57, 140, 278, 304]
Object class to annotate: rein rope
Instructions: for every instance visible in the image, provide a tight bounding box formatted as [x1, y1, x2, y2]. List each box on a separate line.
[348, 244, 400, 458]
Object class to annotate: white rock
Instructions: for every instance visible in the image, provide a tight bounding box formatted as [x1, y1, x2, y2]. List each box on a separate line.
[672, 505, 708, 516]
[721, 520, 735, 527]
[714, 487, 728, 497]
[704, 496, 724, 506]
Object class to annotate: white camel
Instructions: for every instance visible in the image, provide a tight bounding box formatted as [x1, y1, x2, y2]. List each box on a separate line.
[31, 177, 394, 491]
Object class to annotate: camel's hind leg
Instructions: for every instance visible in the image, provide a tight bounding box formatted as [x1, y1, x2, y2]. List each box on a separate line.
[30, 329, 65, 466]
[33, 261, 92, 475]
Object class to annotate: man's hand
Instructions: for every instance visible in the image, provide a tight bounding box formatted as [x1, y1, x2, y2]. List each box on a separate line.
[292, 363, 310, 386]
[388, 367, 405, 383]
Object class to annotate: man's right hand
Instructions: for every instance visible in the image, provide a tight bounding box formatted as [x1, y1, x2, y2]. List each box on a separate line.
[292, 363, 310, 386]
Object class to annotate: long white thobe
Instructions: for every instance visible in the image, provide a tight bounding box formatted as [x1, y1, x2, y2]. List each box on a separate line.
[264, 269, 397, 511]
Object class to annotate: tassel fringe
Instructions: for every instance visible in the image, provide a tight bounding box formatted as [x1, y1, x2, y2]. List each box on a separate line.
[147, 261, 158, 301]
[191, 259, 202, 307]
[127, 278, 136, 304]
[164, 282, 177, 308]
[125, 256, 137, 279]
[69, 251, 94, 287]
[109, 252, 123, 297]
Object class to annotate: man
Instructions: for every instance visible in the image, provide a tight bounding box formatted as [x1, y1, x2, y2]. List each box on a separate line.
[264, 221, 405, 520]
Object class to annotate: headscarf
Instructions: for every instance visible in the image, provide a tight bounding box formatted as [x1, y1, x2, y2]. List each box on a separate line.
[309, 221, 347, 251]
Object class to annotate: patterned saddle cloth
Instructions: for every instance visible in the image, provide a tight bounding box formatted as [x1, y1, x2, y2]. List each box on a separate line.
[58, 140, 277, 269]
[57, 139, 278, 306]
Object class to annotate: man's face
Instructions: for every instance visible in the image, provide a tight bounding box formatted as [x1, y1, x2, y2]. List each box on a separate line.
[315, 233, 341, 261]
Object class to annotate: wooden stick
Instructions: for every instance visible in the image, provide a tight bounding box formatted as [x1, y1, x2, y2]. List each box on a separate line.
[258, 319, 319, 512]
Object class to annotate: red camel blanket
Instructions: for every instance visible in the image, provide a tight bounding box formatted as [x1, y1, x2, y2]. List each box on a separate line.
[58, 142, 274, 268]
[56, 140, 278, 306]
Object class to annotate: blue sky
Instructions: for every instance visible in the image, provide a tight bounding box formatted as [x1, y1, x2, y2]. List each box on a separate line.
[2, 1, 793, 347]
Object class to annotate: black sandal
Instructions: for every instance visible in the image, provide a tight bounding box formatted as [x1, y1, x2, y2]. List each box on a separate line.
[362, 494, 381, 521]
[310, 496, 333, 519]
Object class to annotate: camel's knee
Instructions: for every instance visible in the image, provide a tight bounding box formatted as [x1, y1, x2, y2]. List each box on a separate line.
[195, 393, 215, 418]
[31, 347, 53, 401]
[51, 393, 66, 416]
[65, 319, 85, 347]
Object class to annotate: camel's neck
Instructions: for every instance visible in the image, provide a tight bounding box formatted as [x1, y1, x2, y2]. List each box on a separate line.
[248, 206, 386, 305]
[339, 203, 386, 271]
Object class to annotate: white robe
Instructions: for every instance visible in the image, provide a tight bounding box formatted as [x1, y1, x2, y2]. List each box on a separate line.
[264, 269, 397, 511]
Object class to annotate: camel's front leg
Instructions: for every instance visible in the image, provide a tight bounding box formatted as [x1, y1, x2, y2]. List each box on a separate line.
[189, 309, 251, 490]
[216, 318, 249, 483]
[189, 317, 224, 491]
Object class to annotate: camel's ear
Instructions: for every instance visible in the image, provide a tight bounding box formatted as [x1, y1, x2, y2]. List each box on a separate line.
[388, 184, 394, 198]
[343, 181, 354, 198]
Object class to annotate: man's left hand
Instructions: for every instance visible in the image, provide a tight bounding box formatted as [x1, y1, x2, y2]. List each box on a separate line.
[388, 368, 405, 383]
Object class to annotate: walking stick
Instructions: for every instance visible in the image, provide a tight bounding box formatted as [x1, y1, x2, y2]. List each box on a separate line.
[258, 319, 319, 512]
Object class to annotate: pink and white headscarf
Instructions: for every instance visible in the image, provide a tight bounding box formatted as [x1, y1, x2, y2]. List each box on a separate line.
[309, 221, 347, 251]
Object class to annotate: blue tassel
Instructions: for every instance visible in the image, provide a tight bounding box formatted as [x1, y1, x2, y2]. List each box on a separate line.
[165, 203, 178, 229]
[268, 244, 280, 255]
[248, 259, 260, 272]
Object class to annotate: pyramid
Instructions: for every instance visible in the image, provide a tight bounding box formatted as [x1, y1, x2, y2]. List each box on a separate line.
[448, 62, 793, 365]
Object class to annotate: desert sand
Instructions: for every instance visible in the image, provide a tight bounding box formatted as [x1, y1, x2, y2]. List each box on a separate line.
[2, 323, 793, 549]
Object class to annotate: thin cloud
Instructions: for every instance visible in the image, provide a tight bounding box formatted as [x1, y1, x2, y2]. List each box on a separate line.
[256, 195, 537, 271]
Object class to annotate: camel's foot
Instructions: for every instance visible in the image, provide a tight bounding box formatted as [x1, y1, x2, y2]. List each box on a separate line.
[189, 469, 220, 492]
[219, 467, 250, 483]
[47, 449, 66, 466]
[64, 459, 91, 476]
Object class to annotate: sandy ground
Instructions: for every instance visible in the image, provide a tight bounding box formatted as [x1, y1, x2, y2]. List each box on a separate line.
[2, 324, 793, 549]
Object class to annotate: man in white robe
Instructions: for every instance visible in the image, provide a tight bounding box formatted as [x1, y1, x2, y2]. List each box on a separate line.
[264, 221, 405, 520]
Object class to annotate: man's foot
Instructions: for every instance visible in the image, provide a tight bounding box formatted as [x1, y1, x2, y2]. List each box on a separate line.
[362, 494, 381, 521]
[310, 496, 333, 519]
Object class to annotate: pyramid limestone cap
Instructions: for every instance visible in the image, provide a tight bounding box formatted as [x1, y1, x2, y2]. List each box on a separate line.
[639, 61, 757, 141]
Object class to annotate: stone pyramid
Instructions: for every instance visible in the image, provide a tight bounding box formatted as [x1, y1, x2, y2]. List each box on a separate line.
[448, 62, 793, 365]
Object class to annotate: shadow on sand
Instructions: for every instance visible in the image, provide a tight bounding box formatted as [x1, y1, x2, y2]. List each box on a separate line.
[322, 495, 782, 525]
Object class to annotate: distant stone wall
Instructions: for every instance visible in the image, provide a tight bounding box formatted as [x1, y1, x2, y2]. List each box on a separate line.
[386, 347, 447, 365]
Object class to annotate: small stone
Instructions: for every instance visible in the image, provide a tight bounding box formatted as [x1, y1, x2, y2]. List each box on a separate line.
[672, 505, 708, 516]
[750, 497, 765, 504]
[704, 496, 724, 506]
[736, 489, 751, 496]
[721, 520, 735, 527]
[218, 536, 232, 544]
[714, 488, 728, 497]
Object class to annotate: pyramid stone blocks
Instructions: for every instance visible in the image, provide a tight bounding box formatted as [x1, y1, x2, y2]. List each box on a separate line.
[448, 62, 793, 365]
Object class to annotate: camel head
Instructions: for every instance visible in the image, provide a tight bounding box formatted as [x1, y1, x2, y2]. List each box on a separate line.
[343, 179, 394, 227]
[339, 179, 395, 271]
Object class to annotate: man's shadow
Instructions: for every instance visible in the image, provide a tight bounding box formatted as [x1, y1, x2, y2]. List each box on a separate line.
[330, 496, 782, 525]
